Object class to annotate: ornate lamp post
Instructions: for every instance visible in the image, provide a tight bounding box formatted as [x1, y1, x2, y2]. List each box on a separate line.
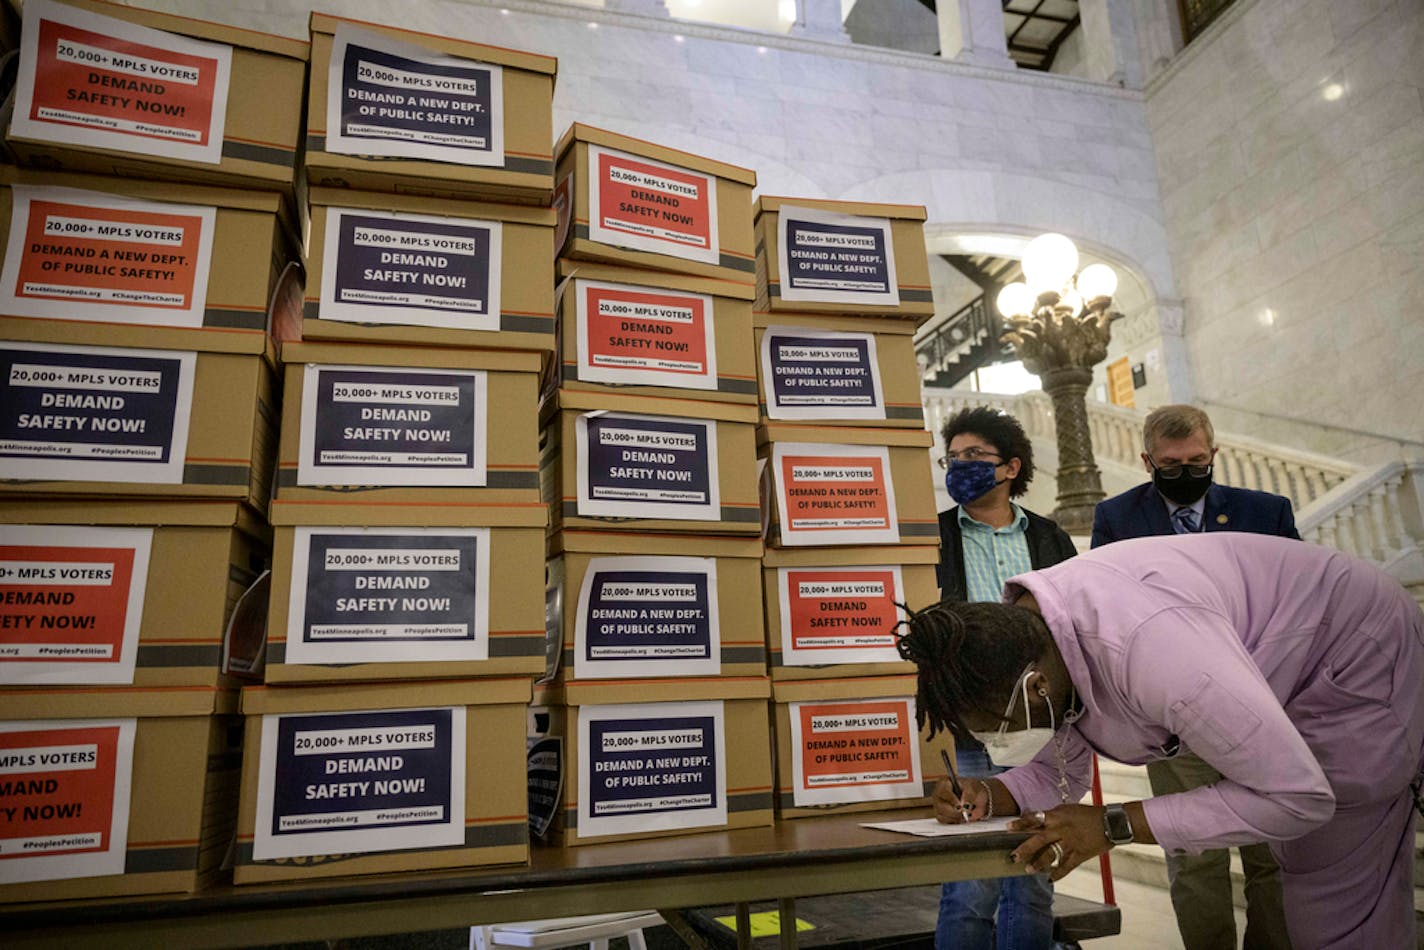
[996, 234, 1122, 535]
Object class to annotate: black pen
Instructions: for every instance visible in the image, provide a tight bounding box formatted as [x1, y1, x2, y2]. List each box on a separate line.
[939, 748, 973, 821]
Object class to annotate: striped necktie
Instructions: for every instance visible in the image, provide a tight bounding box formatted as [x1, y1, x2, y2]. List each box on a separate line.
[1173, 507, 1200, 534]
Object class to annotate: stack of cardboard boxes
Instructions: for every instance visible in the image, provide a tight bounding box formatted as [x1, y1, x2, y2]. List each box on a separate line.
[751, 197, 947, 818]
[229, 15, 559, 884]
[531, 126, 774, 845]
[0, 0, 304, 901]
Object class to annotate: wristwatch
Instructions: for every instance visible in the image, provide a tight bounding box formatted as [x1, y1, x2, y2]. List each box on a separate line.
[1103, 804, 1134, 846]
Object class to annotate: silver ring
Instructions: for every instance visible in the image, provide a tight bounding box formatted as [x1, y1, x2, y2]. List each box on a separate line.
[1033, 810, 1046, 825]
[1049, 842, 1064, 868]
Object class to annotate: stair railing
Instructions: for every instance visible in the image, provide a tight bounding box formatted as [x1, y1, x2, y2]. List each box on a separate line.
[922, 387, 1359, 513]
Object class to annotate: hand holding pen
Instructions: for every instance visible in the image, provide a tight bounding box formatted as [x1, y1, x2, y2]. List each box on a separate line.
[933, 748, 992, 824]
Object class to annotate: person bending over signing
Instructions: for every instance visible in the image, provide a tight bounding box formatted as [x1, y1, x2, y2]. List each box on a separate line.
[895, 533, 1424, 950]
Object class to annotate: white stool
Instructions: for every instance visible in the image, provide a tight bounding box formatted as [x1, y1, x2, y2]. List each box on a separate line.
[469, 911, 662, 950]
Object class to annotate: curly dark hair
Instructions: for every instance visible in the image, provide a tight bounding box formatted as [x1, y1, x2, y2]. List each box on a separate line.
[894, 599, 1054, 742]
[941, 406, 1035, 498]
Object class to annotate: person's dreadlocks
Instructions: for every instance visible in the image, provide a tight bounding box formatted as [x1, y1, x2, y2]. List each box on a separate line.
[895, 599, 1053, 743]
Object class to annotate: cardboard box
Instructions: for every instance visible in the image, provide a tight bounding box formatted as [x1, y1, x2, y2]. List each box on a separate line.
[0, 500, 268, 688]
[0, 166, 297, 358]
[753, 313, 926, 428]
[554, 123, 757, 287]
[549, 260, 756, 405]
[758, 423, 938, 548]
[529, 676, 772, 846]
[263, 523, 545, 684]
[771, 675, 946, 819]
[294, 189, 556, 353]
[234, 677, 530, 883]
[0, 686, 240, 902]
[305, 12, 556, 205]
[541, 390, 760, 535]
[274, 342, 541, 513]
[5, 0, 307, 202]
[545, 530, 765, 683]
[753, 197, 933, 321]
[762, 546, 940, 680]
[0, 343, 277, 512]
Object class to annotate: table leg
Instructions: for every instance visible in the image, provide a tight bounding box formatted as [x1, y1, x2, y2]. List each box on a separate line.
[735, 903, 752, 950]
[777, 898, 797, 950]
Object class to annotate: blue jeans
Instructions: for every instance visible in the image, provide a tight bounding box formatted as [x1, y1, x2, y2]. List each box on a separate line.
[934, 742, 1054, 950]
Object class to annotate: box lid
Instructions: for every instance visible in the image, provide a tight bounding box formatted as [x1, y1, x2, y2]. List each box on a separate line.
[269, 498, 548, 528]
[757, 423, 934, 449]
[309, 187, 557, 227]
[752, 311, 918, 336]
[552, 529, 763, 559]
[280, 341, 543, 373]
[309, 12, 557, 76]
[240, 676, 532, 714]
[543, 388, 759, 425]
[771, 674, 917, 703]
[61, 0, 310, 60]
[556, 123, 757, 188]
[0, 685, 235, 718]
[0, 164, 285, 215]
[535, 675, 770, 707]
[755, 196, 928, 222]
[762, 545, 939, 568]
[0, 499, 267, 534]
[557, 259, 757, 302]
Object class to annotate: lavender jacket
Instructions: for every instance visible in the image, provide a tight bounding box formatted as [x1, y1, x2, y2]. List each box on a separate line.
[996, 532, 1424, 856]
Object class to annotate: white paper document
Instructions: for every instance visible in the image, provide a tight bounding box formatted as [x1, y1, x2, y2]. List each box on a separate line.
[860, 816, 1018, 837]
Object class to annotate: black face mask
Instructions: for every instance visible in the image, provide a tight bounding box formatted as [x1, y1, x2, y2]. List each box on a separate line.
[1151, 464, 1213, 506]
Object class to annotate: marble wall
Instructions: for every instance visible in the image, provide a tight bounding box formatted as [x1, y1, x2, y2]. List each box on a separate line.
[119, 0, 1424, 450]
[1145, 0, 1424, 458]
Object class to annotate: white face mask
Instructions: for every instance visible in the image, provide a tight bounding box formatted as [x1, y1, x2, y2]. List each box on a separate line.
[970, 665, 1057, 767]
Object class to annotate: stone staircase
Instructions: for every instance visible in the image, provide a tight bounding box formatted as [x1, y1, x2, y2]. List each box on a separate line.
[1097, 759, 1424, 944]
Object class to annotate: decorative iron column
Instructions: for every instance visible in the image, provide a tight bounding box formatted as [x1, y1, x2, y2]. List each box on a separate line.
[1001, 292, 1121, 534]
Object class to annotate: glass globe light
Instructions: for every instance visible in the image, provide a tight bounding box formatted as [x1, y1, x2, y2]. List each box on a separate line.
[996, 282, 1035, 318]
[1059, 289, 1084, 316]
[1077, 263, 1118, 301]
[1021, 233, 1079, 294]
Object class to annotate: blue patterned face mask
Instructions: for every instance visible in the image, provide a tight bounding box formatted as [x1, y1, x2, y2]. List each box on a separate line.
[946, 459, 1004, 505]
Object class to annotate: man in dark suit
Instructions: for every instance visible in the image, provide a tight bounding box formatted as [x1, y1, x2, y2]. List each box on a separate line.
[1092, 404, 1298, 950]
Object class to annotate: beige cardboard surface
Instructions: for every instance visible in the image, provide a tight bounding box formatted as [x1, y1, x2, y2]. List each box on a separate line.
[264, 524, 545, 684]
[753, 196, 933, 321]
[0, 167, 295, 357]
[541, 392, 760, 535]
[753, 321, 926, 429]
[758, 425, 938, 548]
[551, 260, 757, 405]
[531, 697, 772, 846]
[234, 680, 529, 882]
[0, 500, 268, 688]
[305, 12, 555, 205]
[0, 687, 239, 902]
[274, 342, 541, 511]
[298, 191, 555, 352]
[0, 349, 277, 513]
[761, 547, 940, 681]
[5, 0, 307, 199]
[548, 535, 766, 683]
[554, 124, 756, 287]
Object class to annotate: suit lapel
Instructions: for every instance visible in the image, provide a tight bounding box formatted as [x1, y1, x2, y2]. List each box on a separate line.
[1137, 485, 1175, 536]
[1203, 484, 1229, 531]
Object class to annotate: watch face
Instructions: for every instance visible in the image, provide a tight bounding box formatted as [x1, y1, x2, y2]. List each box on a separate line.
[1104, 806, 1133, 843]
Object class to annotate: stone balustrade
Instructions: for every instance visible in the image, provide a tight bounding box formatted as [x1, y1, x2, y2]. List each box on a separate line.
[920, 389, 1424, 596]
[922, 387, 1357, 512]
